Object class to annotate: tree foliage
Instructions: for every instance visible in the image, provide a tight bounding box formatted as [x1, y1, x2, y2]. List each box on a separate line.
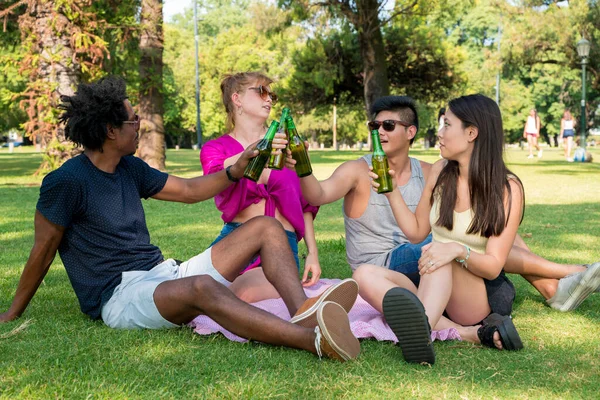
[1, 0, 598, 173]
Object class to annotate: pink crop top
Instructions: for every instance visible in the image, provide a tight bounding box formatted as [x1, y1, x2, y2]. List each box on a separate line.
[200, 134, 318, 241]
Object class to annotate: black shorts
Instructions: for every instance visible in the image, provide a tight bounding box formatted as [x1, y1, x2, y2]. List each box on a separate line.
[404, 270, 515, 317]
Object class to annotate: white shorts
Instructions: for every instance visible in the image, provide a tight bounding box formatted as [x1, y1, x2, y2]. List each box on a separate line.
[101, 248, 231, 330]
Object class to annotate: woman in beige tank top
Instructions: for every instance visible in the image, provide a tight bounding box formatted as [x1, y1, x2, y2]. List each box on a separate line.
[364, 94, 526, 364]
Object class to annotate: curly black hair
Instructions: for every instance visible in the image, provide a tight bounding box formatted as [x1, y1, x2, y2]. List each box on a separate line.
[58, 76, 129, 151]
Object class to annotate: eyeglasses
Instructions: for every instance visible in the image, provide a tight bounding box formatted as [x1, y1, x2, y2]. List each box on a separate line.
[367, 119, 413, 132]
[247, 85, 278, 105]
[122, 114, 140, 131]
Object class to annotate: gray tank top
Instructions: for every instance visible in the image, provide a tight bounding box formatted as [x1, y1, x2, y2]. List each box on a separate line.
[344, 155, 425, 270]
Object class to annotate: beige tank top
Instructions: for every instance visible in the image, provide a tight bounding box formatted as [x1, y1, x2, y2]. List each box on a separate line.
[429, 197, 488, 254]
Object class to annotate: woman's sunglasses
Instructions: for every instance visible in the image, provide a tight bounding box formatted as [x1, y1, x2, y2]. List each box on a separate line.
[122, 114, 140, 131]
[247, 85, 278, 104]
[367, 119, 412, 132]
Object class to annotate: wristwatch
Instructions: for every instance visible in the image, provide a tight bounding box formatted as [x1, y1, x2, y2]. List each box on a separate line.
[225, 165, 240, 182]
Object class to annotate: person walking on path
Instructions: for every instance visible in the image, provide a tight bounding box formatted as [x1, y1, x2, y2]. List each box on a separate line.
[523, 108, 542, 159]
[560, 110, 576, 162]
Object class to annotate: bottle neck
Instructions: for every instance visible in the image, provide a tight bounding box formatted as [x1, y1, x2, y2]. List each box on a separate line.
[371, 130, 384, 154]
[286, 116, 298, 133]
[280, 108, 290, 124]
[264, 121, 280, 140]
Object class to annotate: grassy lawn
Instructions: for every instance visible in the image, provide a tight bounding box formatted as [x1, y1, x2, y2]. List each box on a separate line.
[1, 145, 599, 399]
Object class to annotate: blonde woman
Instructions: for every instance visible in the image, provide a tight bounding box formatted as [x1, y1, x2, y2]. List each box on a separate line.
[560, 110, 576, 162]
[200, 72, 323, 303]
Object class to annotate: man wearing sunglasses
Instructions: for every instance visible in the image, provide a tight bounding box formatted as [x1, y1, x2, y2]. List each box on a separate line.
[298, 96, 432, 276]
[295, 95, 598, 312]
[0, 76, 362, 362]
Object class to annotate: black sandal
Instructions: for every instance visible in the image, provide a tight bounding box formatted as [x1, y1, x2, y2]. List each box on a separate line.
[383, 288, 436, 365]
[477, 313, 524, 351]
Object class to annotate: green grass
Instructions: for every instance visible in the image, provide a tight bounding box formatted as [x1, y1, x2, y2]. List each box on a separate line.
[1, 145, 600, 399]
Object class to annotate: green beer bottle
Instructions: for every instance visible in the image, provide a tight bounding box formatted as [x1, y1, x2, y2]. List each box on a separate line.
[268, 107, 291, 170]
[243, 120, 280, 182]
[371, 129, 393, 194]
[287, 115, 313, 177]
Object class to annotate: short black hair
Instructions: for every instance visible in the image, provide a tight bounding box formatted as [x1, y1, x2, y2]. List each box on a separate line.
[438, 107, 446, 120]
[58, 76, 129, 151]
[370, 96, 419, 145]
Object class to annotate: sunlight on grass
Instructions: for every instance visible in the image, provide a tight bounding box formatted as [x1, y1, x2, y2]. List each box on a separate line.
[0, 146, 599, 399]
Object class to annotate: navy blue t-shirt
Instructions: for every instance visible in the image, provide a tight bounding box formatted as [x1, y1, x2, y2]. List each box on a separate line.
[36, 154, 169, 319]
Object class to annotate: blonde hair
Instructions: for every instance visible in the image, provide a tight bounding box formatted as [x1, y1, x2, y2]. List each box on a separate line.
[220, 72, 273, 133]
[563, 110, 572, 120]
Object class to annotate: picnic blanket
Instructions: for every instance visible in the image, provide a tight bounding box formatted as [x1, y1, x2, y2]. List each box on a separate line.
[190, 279, 462, 343]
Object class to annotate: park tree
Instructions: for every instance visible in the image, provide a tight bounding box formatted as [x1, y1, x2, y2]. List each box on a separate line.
[0, 1, 27, 134]
[280, 0, 423, 117]
[1, 0, 87, 170]
[138, 0, 166, 170]
[163, 1, 305, 144]
[498, 0, 598, 141]
[0, 0, 138, 171]
[445, 0, 600, 143]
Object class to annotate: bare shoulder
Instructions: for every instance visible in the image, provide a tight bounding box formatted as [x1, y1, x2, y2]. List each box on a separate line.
[418, 159, 433, 182]
[430, 159, 446, 179]
[336, 158, 369, 176]
[507, 176, 524, 197]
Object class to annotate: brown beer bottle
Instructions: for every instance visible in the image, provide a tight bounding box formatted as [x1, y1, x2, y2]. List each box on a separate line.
[287, 115, 313, 177]
[243, 120, 280, 182]
[371, 129, 393, 193]
[268, 107, 291, 170]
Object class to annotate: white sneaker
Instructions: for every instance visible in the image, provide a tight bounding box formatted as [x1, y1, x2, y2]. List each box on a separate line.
[538, 150, 543, 158]
[580, 263, 600, 293]
[567, 157, 574, 162]
[547, 262, 600, 311]
[527, 154, 534, 159]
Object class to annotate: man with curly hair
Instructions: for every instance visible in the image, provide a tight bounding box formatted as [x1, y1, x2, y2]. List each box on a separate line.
[0, 76, 361, 362]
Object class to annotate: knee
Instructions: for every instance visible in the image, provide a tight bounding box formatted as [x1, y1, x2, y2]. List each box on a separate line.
[190, 275, 221, 300]
[427, 262, 452, 277]
[353, 264, 380, 286]
[246, 216, 285, 237]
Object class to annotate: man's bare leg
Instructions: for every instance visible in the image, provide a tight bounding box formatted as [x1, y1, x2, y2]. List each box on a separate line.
[154, 274, 315, 351]
[505, 234, 586, 299]
[209, 216, 308, 315]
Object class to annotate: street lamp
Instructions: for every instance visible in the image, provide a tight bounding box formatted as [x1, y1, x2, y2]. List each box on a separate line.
[193, 0, 203, 149]
[575, 38, 590, 159]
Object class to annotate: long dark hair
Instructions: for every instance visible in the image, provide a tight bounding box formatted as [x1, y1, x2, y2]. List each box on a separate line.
[432, 94, 524, 237]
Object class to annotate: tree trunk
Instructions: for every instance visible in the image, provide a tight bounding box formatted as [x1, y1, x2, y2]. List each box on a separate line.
[357, 0, 390, 119]
[138, 0, 166, 170]
[34, 0, 80, 143]
[20, 0, 82, 171]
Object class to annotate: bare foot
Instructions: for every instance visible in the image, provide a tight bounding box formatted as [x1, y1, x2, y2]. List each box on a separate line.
[462, 325, 503, 349]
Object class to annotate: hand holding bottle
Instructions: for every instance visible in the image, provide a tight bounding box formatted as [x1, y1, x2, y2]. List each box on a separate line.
[229, 139, 261, 179]
[284, 140, 310, 170]
[270, 131, 288, 161]
[243, 121, 280, 181]
[368, 165, 396, 195]
[369, 129, 393, 193]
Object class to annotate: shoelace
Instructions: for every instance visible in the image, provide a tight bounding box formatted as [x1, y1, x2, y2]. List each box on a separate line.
[314, 326, 323, 359]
